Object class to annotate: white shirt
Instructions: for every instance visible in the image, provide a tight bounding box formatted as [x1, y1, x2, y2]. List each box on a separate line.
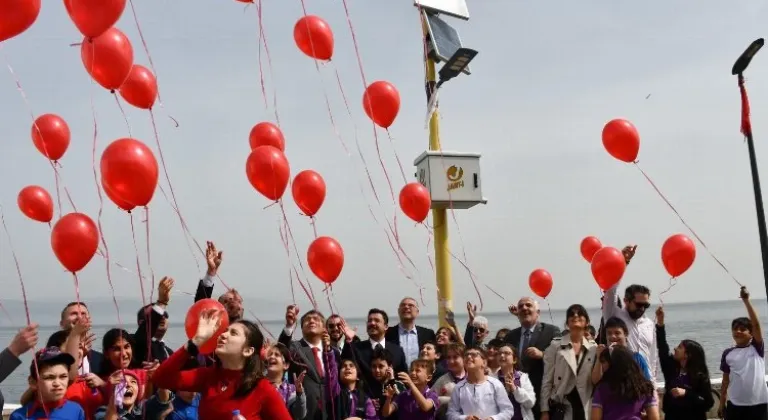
[447, 376, 515, 420]
[283, 325, 325, 371]
[603, 284, 658, 383]
[370, 338, 386, 349]
[78, 355, 90, 375]
[201, 274, 215, 287]
[721, 339, 768, 406]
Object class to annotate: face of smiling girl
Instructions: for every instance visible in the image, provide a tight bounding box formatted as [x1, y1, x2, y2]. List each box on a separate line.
[107, 337, 133, 369]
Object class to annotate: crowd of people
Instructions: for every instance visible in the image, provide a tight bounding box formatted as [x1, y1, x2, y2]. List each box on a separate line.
[0, 242, 766, 419]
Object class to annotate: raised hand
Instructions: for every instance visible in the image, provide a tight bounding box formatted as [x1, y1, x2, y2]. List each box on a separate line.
[9, 324, 38, 357]
[322, 331, 331, 351]
[508, 305, 518, 316]
[285, 305, 299, 328]
[81, 331, 96, 353]
[143, 359, 160, 379]
[466, 302, 477, 323]
[294, 371, 306, 395]
[655, 306, 665, 325]
[193, 308, 222, 346]
[622, 244, 638, 264]
[205, 241, 223, 276]
[158, 277, 174, 304]
[339, 318, 356, 342]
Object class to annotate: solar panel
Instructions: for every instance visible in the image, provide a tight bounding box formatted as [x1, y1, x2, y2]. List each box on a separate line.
[424, 11, 471, 75]
[414, 0, 469, 21]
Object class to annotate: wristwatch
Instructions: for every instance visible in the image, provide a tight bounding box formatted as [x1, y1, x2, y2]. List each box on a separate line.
[187, 340, 200, 357]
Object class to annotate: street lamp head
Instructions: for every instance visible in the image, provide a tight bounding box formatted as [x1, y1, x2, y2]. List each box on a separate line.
[732, 38, 764, 75]
[437, 47, 478, 87]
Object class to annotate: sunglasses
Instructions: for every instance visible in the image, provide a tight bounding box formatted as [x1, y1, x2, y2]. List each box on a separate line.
[633, 302, 651, 309]
[474, 328, 487, 333]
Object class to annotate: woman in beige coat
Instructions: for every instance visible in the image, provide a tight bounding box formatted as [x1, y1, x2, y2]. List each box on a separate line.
[540, 304, 597, 420]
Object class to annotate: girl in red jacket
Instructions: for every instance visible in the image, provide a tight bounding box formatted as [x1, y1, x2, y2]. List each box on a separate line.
[152, 309, 291, 420]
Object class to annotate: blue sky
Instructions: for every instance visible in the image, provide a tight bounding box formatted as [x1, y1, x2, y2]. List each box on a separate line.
[2, 0, 768, 325]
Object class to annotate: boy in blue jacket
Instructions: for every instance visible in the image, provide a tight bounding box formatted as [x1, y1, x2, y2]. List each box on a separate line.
[10, 347, 85, 419]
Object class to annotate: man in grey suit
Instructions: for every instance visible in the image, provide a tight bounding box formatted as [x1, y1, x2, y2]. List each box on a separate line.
[504, 297, 561, 420]
[279, 305, 337, 420]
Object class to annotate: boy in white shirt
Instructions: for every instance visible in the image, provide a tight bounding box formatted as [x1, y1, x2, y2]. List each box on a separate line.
[447, 347, 515, 420]
[719, 286, 768, 420]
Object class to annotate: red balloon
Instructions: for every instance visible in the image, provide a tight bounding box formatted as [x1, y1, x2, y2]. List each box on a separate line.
[399, 182, 431, 223]
[602, 119, 640, 163]
[307, 236, 344, 284]
[101, 178, 135, 212]
[661, 234, 696, 277]
[31, 114, 70, 161]
[580, 236, 603, 263]
[119, 65, 157, 110]
[81, 27, 134, 91]
[249, 122, 285, 152]
[590, 247, 626, 290]
[245, 146, 290, 201]
[100, 138, 159, 207]
[363, 81, 400, 129]
[529, 269, 553, 298]
[0, 0, 41, 42]
[293, 15, 334, 61]
[17, 185, 53, 223]
[64, 0, 126, 38]
[51, 213, 99, 273]
[292, 170, 326, 217]
[184, 299, 230, 354]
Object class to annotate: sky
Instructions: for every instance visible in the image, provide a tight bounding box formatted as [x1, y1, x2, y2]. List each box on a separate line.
[2, 0, 768, 326]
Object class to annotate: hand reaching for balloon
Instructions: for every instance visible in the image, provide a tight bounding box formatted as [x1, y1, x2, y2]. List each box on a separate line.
[285, 305, 299, 329]
[192, 308, 222, 347]
[622, 245, 638, 265]
[740, 286, 750, 300]
[508, 305, 518, 316]
[655, 306, 665, 326]
[206, 241, 223, 276]
[339, 318, 356, 342]
[9, 324, 39, 358]
[143, 360, 160, 379]
[157, 277, 174, 304]
[466, 302, 477, 324]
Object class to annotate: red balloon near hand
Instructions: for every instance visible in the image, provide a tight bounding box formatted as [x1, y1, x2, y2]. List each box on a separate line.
[31, 114, 70, 161]
[101, 138, 159, 208]
[17, 186, 53, 223]
[101, 178, 135, 212]
[64, 0, 126, 38]
[51, 213, 99, 273]
[81, 27, 134, 91]
[363, 81, 400, 129]
[308, 236, 344, 284]
[249, 122, 285, 152]
[661, 234, 696, 277]
[246, 146, 290, 201]
[399, 182, 431, 223]
[602, 119, 640, 163]
[119, 65, 157, 110]
[184, 299, 230, 354]
[0, 0, 41, 42]
[591, 247, 626, 290]
[529, 269, 553, 298]
[293, 15, 334, 61]
[580, 236, 603, 263]
[292, 170, 326, 217]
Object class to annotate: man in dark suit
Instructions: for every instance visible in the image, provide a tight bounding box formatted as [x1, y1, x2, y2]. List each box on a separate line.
[385, 297, 436, 366]
[343, 308, 408, 397]
[279, 305, 336, 420]
[504, 297, 561, 420]
[59, 301, 104, 376]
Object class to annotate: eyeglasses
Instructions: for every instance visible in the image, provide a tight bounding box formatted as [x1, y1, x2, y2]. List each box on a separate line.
[633, 302, 651, 309]
[327, 323, 342, 329]
[474, 328, 487, 333]
[465, 352, 483, 358]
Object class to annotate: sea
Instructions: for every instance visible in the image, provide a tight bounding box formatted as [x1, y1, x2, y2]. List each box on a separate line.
[0, 299, 764, 403]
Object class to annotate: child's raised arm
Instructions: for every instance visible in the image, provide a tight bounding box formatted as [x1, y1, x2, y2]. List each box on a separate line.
[741, 286, 763, 343]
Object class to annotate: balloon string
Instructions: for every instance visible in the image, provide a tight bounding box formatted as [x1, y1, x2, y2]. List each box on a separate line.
[252, 0, 268, 111]
[126, 0, 178, 127]
[309, 216, 318, 239]
[385, 129, 408, 183]
[484, 284, 507, 303]
[658, 277, 678, 306]
[0, 204, 31, 325]
[53, 167, 64, 219]
[149, 111, 203, 273]
[143, 207, 156, 302]
[157, 185, 202, 273]
[72, 273, 82, 316]
[277, 204, 318, 309]
[252, 0, 281, 125]
[129, 214, 149, 313]
[545, 298, 555, 324]
[633, 162, 742, 286]
[278, 220, 301, 306]
[113, 93, 132, 138]
[0, 301, 13, 324]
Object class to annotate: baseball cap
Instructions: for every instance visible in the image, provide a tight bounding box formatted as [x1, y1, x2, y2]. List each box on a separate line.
[29, 347, 76, 378]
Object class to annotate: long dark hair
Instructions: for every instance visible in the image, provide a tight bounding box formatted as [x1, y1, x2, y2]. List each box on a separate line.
[599, 346, 655, 401]
[226, 320, 265, 398]
[100, 328, 141, 376]
[680, 340, 711, 389]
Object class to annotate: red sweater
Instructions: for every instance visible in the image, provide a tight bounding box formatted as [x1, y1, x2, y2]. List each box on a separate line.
[152, 346, 291, 420]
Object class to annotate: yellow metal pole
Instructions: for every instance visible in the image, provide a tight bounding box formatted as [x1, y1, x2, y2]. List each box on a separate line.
[424, 36, 453, 328]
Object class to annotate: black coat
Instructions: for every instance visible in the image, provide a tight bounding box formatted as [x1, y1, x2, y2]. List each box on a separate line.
[341, 338, 408, 398]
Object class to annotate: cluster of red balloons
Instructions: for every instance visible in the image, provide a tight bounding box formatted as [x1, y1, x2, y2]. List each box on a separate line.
[581, 236, 627, 290]
[244, 123, 343, 284]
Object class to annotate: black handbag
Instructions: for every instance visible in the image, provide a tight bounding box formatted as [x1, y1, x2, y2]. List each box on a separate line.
[548, 400, 567, 420]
